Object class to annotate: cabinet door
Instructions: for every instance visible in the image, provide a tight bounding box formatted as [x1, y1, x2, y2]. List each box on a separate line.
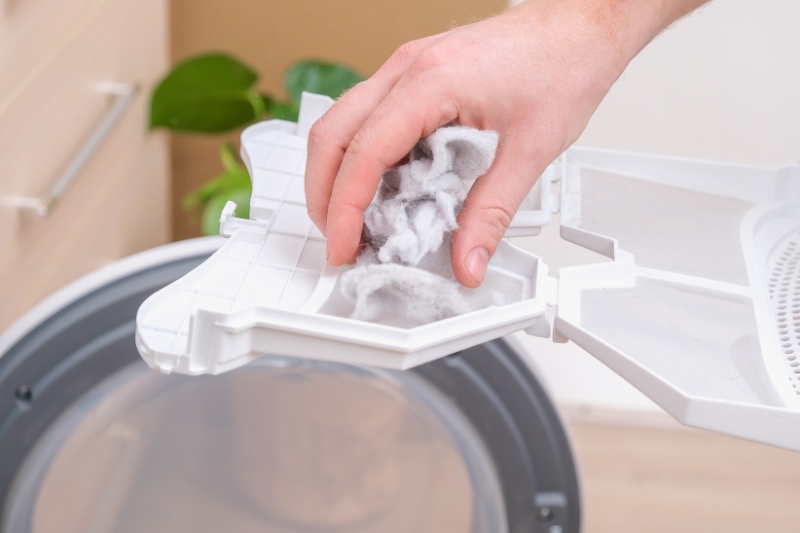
[0, 0, 170, 330]
[0, 0, 101, 103]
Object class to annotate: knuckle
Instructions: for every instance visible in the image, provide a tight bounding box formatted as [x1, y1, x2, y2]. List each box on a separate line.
[338, 196, 366, 216]
[306, 204, 325, 223]
[389, 40, 425, 67]
[347, 126, 403, 171]
[409, 49, 447, 77]
[337, 79, 366, 102]
[347, 128, 375, 160]
[304, 186, 323, 212]
[469, 204, 515, 241]
[307, 117, 331, 149]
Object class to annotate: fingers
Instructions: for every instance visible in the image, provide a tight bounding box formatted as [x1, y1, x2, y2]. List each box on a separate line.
[451, 133, 544, 287]
[325, 79, 459, 265]
[304, 73, 400, 236]
[305, 36, 441, 235]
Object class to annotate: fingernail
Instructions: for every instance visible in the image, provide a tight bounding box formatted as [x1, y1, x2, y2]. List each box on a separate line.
[464, 247, 489, 285]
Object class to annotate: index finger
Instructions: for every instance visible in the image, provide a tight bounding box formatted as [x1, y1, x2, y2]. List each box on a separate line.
[304, 76, 399, 235]
[325, 81, 458, 265]
[305, 36, 443, 235]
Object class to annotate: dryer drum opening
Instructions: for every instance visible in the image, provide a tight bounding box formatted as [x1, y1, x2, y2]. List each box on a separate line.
[0, 242, 580, 533]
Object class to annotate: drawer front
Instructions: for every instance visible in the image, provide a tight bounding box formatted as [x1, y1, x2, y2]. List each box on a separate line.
[0, 0, 107, 114]
[0, 0, 169, 330]
[0, 0, 166, 202]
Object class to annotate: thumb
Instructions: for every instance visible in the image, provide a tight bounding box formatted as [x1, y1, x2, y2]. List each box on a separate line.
[451, 137, 543, 288]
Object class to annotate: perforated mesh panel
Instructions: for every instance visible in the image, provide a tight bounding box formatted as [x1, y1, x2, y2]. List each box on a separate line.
[767, 230, 800, 396]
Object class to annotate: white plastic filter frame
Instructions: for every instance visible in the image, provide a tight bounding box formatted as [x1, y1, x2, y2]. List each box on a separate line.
[554, 148, 800, 451]
[136, 92, 800, 451]
[135, 93, 553, 375]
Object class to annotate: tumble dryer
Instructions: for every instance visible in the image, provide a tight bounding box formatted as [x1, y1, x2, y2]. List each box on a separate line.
[1, 92, 799, 533]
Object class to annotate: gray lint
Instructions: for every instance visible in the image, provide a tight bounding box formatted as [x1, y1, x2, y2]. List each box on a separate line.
[340, 126, 499, 325]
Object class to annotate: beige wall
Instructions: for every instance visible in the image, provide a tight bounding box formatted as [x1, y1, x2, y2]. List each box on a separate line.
[578, 0, 800, 166]
[169, 0, 506, 239]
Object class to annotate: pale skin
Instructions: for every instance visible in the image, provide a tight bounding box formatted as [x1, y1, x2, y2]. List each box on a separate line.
[305, 0, 710, 287]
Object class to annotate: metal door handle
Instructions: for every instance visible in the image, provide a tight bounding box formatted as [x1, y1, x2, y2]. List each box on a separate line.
[11, 82, 139, 217]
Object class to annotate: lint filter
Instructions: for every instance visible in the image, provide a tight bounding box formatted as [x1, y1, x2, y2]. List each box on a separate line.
[136, 92, 800, 451]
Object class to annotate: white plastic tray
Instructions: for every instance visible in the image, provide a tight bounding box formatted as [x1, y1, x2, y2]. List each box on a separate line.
[554, 148, 800, 450]
[136, 92, 800, 451]
[136, 93, 552, 374]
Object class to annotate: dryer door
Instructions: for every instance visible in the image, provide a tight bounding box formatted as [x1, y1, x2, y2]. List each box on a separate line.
[0, 239, 579, 533]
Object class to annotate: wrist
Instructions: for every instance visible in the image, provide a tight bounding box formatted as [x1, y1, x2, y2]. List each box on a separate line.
[514, 0, 707, 76]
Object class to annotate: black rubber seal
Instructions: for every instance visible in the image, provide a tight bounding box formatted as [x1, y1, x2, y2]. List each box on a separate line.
[418, 341, 581, 533]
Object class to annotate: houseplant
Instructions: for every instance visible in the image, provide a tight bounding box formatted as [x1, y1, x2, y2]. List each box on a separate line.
[149, 53, 363, 235]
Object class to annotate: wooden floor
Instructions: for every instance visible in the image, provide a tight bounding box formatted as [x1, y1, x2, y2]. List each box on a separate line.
[567, 420, 800, 533]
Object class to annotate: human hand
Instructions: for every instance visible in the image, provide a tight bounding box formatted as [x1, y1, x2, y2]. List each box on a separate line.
[305, 0, 707, 287]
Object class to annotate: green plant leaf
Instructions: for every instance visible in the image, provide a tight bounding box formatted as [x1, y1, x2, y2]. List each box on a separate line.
[150, 53, 266, 133]
[183, 143, 250, 210]
[185, 143, 253, 236]
[267, 99, 301, 122]
[219, 141, 243, 172]
[201, 187, 252, 236]
[284, 60, 364, 104]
